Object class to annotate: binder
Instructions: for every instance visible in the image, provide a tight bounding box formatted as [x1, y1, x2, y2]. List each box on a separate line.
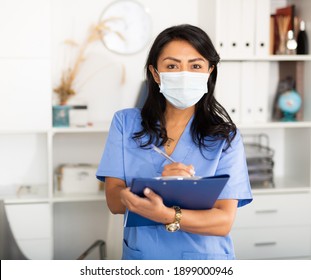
[215, 0, 230, 57]
[124, 174, 230, 227]
[216, 62, 241, 123]
[255, 0, 270, 56]
[253, 62, 270, 122]
[241, 0, 255, 56]
[240, 62, 270, 123]
[227, 0, 242, 57]
[241, 62, 255, 123]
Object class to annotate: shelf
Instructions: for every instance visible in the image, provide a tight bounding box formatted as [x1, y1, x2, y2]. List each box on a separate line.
[253, 186, 310, 195]
[51, 121, 111, 134]
[3, 197, 50, 204]
[251, 177, 310, 195]
[52, 191, 106, 203]
[0, 129, 49, 134]
[237, 121, 311, 129]
[221, 55, 311, 62]
[0, 184, 49, 204]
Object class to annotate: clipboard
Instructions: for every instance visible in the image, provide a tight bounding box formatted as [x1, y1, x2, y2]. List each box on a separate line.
[124, 174, 230, 227]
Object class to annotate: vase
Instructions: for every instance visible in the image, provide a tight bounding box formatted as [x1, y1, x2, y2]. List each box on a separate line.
[52, 105, 71, 127]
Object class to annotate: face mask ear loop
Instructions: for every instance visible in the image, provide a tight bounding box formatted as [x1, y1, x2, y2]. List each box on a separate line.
[154, 68, 161, 87]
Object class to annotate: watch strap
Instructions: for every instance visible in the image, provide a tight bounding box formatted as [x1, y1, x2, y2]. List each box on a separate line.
[165, 206, 182, 232]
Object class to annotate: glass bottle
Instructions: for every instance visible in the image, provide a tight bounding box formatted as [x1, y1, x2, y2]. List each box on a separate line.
[286, 30, 297, 55]
[297, 20, 309, 54]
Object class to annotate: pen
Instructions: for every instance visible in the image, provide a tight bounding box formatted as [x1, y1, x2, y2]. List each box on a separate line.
[151, 144, 176, 163]
[152, 144, 195, 177]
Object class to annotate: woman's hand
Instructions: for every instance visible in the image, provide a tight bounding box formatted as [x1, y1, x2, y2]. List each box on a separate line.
[162, 162, 195, 177]
[120, 187, 175, 224]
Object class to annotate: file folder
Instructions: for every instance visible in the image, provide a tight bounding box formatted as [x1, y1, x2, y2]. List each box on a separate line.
[124, 174, 230, 227]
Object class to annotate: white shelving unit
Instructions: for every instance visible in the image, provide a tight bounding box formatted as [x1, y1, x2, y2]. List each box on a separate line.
[199, 0, 311, 259]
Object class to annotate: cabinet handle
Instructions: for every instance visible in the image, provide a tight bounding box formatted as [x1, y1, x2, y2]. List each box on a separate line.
[254, 242, 277, 247]
[255, 209, 278, 214]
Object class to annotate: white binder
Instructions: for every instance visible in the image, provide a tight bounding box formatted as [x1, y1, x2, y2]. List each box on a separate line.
[241, 0, 256, 56]
[214, 0, 270, 58]
[215, 62, 241, 123]
[215, 0, 230, 57]
[241, 62, 255, 123]
[253, 62, 270, 122]
[255, 0, 270, 56]
[240, 62, 270, 123]
[226, 0, 243, 57]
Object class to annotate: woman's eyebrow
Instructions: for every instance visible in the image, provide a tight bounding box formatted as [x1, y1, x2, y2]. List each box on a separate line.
[162, 57, 181, 62]
[188, 58, 206, 63]
[162, 57, 206, 63]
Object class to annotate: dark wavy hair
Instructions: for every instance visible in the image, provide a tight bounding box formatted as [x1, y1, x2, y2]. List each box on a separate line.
[133, 24, 236, 151]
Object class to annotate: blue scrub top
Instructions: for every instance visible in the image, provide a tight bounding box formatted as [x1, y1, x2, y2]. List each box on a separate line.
[96, 108, 252, 260]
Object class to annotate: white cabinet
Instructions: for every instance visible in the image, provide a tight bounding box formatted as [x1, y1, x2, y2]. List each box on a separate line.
[0, 128, 123, 260]
[231, 192, 311, 259]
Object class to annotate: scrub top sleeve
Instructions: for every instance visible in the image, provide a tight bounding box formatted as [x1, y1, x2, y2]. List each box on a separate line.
[96, 112, 125, 182]
[216, 130, 253, 207]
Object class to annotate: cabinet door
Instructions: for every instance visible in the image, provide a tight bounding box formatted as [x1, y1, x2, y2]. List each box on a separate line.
[232, 192, 311, 259]
[234, 193, 311, 228]
[231, 226, 311, 259]
[5, 203, 52, 259]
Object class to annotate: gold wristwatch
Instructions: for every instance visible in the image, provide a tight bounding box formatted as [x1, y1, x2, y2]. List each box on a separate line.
[165, 206, 182, 232]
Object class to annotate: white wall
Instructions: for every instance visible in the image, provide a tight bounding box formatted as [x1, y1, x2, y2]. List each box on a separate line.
[0, 0, 51, 130]
[51, 0, 199, 124]
[0, 0, 199, 130]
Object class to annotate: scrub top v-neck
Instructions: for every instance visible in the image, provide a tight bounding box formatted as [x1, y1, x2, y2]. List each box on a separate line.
[96, 108, 252, 260]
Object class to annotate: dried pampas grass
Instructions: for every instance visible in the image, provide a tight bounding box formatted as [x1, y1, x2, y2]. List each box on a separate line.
[54, 17, 124, 105]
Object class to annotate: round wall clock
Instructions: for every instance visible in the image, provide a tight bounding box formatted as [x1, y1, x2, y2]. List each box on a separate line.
[99, 0, 152, 55]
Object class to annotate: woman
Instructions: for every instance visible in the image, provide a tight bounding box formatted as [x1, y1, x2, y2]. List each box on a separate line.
[96, 24, 252, 260]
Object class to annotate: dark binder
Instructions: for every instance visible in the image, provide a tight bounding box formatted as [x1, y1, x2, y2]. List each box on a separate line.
[124, 174, 230, 227]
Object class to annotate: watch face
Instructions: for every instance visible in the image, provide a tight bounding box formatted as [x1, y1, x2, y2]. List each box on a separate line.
[166, 222, 180, 232]
[99, 0, 152, 54]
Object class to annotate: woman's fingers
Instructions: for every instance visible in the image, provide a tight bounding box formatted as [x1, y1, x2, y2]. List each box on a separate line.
[162, 162, 195, 177]
[120, 187, 163, 213]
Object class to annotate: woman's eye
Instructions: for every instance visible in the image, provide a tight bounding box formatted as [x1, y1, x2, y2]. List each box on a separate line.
[192, 64, 202, 69]
[167, 64, 178, 69]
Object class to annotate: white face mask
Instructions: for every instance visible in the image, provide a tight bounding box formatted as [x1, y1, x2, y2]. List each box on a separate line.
[158, 71, 209, 110]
